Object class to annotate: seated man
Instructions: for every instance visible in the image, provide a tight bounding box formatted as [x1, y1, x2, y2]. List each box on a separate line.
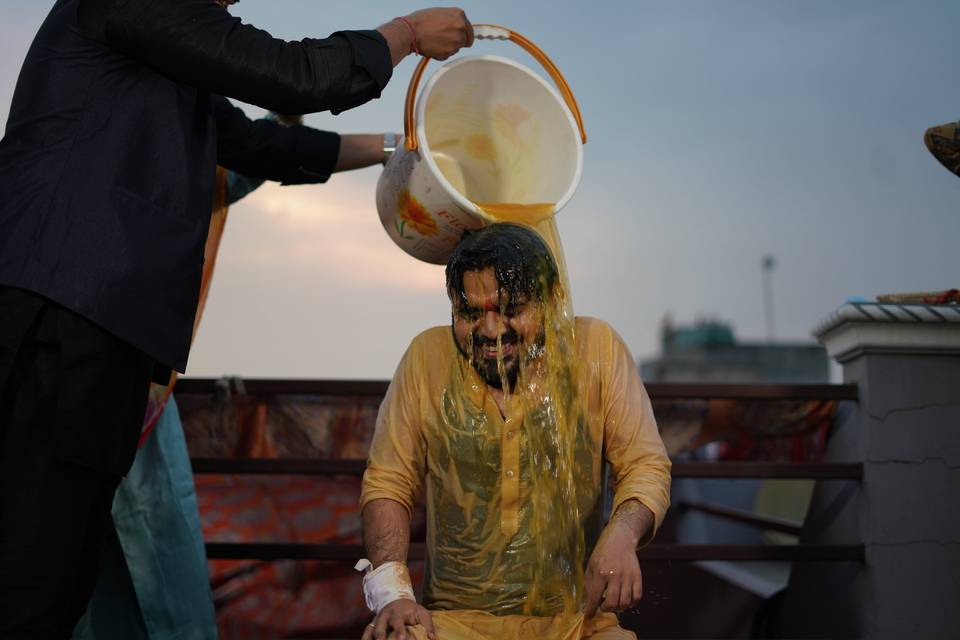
[359, 223, 671, 640]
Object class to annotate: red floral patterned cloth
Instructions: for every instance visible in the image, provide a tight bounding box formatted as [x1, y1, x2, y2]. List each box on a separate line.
[179, 388, 836, 638]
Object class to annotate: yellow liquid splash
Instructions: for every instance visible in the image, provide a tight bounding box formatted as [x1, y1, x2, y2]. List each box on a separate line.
[475, 202, 555, 225]
[476, 203, 574, 322]
[427, 152, 590, 616]
[475, 202, 587, 616]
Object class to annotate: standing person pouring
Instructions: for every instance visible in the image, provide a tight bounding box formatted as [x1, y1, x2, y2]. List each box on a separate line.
[0, 1, 473, 637]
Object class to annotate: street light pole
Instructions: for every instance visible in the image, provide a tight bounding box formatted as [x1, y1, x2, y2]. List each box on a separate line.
[762, 254, 776, 342]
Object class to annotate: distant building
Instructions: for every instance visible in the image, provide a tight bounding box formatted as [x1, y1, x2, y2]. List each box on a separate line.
[639, 317, 828, 383]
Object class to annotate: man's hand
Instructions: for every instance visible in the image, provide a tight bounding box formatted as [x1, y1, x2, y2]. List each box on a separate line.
[403, 8, 474, 60]
[361, 599, 437, 640]
[582, 500, 655, 617]
[378, 8, 473, 66]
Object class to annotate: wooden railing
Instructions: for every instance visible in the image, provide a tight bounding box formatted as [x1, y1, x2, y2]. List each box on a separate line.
[177, 378, 859, 401]
[190, 457, 863, 480]
[182, 378, 863, 564]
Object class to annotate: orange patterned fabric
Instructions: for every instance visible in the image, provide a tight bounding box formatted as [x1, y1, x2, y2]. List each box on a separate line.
[197, 474, 426, 638]
[140, 167, 230, 446]
[180, 389, 837, 637]
[179, 391, 404, 637]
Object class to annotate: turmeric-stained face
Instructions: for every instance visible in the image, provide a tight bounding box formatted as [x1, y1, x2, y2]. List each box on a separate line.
[452, 268, 544, 390]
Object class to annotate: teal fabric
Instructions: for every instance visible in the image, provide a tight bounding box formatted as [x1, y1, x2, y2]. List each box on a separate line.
[74, 397, 217, 640]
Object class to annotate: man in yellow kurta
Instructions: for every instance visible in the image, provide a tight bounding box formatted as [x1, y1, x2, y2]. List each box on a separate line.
[359, 223, 671, 640]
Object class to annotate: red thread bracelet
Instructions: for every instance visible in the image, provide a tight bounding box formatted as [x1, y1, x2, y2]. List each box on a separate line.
[393, 16, 420, 56]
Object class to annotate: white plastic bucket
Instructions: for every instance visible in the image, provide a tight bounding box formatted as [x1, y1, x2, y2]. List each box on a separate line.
[376, 25, 587, 265]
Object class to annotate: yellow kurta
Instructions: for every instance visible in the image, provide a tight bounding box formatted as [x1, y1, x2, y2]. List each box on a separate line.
[361, 317, 671, 638]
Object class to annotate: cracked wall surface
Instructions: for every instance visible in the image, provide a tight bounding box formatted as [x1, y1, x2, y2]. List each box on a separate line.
[774, 351, 960, 639]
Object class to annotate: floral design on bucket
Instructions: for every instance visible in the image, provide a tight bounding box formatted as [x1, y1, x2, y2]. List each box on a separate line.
[396, 189, 439, 238]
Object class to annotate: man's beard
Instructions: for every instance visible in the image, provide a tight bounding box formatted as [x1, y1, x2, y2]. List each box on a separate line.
[476, 328, 520, 390]
[454, 327, 545, 390]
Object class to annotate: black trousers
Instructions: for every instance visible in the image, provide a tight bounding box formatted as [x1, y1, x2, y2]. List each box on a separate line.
[0, 287, 154, 639]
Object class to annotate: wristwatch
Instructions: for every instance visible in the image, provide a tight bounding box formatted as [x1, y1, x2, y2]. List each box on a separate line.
[382, 132, 398, 165]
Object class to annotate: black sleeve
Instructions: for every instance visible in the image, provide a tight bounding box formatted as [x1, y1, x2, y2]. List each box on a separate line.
[213, 96, 341, 185]
[78, 0, 392, 115]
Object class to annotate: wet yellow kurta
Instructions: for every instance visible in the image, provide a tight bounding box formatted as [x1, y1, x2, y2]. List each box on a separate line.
[360, 317, 671, 639]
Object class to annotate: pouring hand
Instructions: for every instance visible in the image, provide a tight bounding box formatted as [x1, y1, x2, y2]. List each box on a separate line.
[403, 8, 474, 60]
[378, 9, 473, 66]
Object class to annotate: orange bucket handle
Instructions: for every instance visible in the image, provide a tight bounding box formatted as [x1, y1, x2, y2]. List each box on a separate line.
[403, 24, 587, 151]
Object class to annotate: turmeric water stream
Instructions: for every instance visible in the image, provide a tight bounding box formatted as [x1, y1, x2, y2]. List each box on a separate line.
[426, 200, 597, 617]
[476, 203, 574, 322]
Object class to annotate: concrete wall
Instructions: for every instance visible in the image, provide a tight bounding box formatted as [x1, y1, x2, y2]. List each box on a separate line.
[774, 347, 960, 638]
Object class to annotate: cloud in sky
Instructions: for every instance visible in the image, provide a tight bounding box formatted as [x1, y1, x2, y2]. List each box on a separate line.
[189, 173, 452, 379]
[222, 174, 442, 293]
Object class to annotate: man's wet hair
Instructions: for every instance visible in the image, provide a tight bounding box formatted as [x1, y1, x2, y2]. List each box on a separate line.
[445, 223, 559, 306]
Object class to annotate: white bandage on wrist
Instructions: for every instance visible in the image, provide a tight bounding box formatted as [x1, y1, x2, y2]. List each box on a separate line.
[354, 559, 416, 614]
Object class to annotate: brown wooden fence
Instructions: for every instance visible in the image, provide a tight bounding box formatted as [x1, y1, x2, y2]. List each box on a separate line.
[181, 378, 863, 565]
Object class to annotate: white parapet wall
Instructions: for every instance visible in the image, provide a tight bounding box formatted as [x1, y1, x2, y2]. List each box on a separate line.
[772, 302, 960, 639]
[813, 302, 960, 362]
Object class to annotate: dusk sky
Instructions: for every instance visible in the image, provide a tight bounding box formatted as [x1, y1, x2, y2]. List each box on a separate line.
[2, 2, 957, 380]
